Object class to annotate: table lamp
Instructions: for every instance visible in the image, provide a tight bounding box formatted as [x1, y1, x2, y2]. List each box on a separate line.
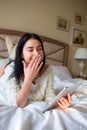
[74, 48, 87, 76]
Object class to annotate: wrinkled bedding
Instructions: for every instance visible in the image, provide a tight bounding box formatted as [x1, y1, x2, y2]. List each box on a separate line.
[0, 78, 87, 130]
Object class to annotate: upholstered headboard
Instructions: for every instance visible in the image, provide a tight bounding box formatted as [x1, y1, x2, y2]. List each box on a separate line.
[0, 28, 68, 66]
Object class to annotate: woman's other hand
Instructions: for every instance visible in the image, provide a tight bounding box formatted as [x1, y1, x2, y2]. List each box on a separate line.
[57, 93, 71, 110]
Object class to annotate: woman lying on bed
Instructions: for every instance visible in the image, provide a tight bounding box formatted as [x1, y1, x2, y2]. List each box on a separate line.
[0, 33, 71, 109]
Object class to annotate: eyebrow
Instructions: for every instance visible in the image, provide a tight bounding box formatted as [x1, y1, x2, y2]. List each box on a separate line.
[25, 45, 42, 49]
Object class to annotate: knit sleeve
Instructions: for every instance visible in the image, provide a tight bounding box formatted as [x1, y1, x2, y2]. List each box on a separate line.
[0, 62, 20, 106]
[5, 77, 20, 106]
[44, 68, 56, 102]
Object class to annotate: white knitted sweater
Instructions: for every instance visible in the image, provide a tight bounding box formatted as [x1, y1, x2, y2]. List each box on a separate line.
[0, 62, 56, 106]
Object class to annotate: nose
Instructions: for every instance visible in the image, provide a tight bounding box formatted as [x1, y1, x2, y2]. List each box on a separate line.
[33, 49, 39, 56]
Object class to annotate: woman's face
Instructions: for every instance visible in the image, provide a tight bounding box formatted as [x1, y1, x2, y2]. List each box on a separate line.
[22, 39, 44, 65]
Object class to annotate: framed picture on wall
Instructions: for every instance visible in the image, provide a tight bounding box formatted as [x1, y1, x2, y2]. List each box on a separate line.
[57, 16, 69, 31]
[74, 14, 84, 25]
[73, 28, 86, 46]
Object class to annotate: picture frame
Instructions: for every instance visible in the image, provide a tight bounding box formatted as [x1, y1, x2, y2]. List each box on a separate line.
[73, 28, 86, 46]
[74, 14, 84, 25]
[57, 16, 69, 31]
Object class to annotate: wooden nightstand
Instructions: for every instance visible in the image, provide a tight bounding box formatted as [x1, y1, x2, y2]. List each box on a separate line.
[74, 75, 87, 80]
[80, 75, 87, 80]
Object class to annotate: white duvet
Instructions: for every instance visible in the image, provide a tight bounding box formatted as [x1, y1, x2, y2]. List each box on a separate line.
[0, 78, 87, 130]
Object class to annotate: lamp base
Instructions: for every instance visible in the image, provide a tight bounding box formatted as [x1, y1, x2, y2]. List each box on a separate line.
[79, 60, 85, 76]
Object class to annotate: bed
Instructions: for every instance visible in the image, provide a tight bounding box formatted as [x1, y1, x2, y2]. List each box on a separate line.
[0, 28, 87, 130]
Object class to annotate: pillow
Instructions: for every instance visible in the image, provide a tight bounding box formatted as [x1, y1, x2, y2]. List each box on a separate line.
[51, 65, 72, 81]
[0, 59, 7, 67]
[5, 37, 17, 60]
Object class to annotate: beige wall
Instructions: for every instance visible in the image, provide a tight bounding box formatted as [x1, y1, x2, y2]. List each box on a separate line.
[0, 0, 87, 76]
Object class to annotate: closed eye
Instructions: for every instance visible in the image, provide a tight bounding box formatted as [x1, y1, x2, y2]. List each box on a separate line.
[26, 47, 33, 52]
[37, 46, 43, 50]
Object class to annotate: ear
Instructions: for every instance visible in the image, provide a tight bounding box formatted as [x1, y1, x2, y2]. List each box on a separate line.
[5, 37, 17, 60]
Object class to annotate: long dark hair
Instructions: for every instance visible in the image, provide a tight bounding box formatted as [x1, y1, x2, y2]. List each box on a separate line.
[11, 33, 46, 84]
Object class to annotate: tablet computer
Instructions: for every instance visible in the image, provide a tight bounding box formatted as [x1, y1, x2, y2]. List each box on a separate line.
[42, 84, 79, 112]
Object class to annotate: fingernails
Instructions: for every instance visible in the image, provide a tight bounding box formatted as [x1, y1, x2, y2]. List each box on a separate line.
[33, 55, 42, 61]
[60, 97, 63, 101]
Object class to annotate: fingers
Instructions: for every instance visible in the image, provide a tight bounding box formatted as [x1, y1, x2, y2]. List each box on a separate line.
[23, 55, 42, 71]
[23, 55, 43, 80]
[29, 55, 42, 69]
[57, 101, 65, 110]
[32, 55, 42, 70]
[58, 97, 69, 108]
[36, 61, 43, 72]
[57, 94, 72, 110]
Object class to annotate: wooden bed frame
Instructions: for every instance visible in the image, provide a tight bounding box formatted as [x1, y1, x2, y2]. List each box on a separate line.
[0, 28, 68, 66]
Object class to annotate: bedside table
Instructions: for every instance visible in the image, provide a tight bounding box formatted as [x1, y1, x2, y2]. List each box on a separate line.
[75, 75, 87, 80]
[80, 75, 87, 80]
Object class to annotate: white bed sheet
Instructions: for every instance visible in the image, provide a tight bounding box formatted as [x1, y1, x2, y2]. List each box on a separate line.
[0, 78, 87, 130]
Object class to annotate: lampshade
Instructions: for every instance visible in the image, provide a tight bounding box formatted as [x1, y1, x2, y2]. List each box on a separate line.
[74, 48, 87, 59]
